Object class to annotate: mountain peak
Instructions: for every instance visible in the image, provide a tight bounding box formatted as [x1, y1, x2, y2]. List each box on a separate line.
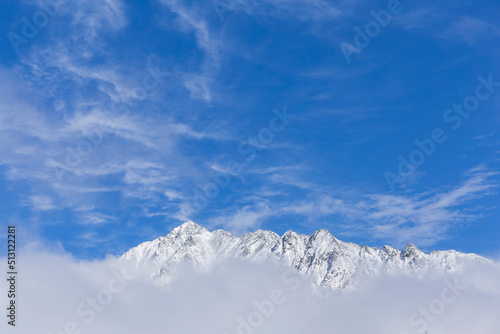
[177, 220, 201, 230]
[171, 220, 204, 233]
[180, 220, 200, 228]
[311, 228, 334, 239]
[401, 243, 423, 258]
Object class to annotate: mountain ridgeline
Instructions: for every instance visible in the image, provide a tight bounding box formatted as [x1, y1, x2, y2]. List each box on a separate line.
[122, 221, 487, 289]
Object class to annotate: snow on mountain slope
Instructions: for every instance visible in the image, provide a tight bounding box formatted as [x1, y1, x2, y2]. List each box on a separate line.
[121, 221, 489, 289]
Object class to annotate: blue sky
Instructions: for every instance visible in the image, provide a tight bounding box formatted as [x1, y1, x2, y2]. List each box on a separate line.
[0, 0, 499, 259]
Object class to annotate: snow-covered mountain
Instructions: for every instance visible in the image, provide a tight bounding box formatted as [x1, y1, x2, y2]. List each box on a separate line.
[122, 221, 488, 289]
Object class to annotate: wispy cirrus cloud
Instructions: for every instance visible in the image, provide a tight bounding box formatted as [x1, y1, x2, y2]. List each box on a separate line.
[28, 195, 57, 211]
[443, 16, 500, 45]
[157, 0, 223, 103]
[394, 6, 500, 46]
[81, 212, 118, 226]
[0, 63, 234, 235]
[203, 163, 498, 245]
[277, 167, 498, 246]
[226, 0, 342, 22]
[209, 202, 271, 235]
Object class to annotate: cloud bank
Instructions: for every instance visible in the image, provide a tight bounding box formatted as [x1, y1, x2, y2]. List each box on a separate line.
[1, 247, 499, 334]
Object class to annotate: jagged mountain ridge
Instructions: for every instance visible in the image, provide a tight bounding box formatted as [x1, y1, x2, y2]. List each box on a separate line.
[122, 221, 487, 289]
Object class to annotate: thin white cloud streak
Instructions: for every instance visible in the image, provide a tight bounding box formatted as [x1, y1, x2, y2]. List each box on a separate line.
[158, 0, 220, 63]
[157, 0, 222, 103]
[0, 248, 499, 334]
[393, 7, 500, 46]
[62, 0, 127, 41]
[81, 212, 118, 226]
[231, 0, 342, 22]
[210, 202, 271, 235]
[443, 16, 500, 45]
[28, 195, 57, 211]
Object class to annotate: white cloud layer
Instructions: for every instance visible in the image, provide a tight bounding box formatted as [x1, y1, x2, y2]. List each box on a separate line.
[1, 247, 499, 334]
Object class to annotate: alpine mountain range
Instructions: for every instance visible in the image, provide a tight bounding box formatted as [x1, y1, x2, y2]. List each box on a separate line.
[122, 221, 490, 290]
